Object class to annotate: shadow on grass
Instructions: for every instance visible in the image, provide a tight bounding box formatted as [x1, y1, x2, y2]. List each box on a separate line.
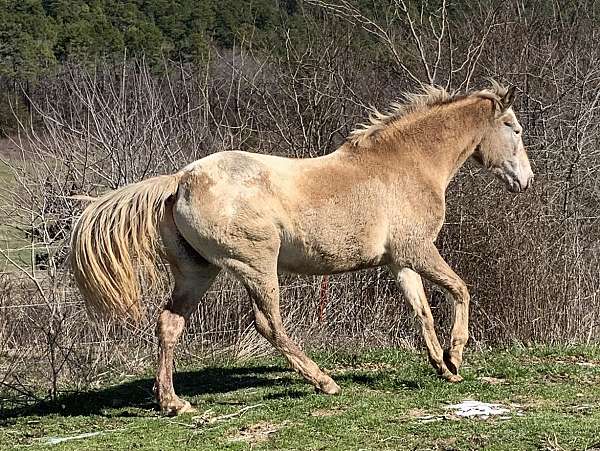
[1, 364, 422, 422]
[0, 365, 295, 421]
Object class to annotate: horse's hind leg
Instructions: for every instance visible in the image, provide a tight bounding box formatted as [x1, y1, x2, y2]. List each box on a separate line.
[230, 261, 340, 394]
[155, 210, 220, 415]
[155, 264, 219, 414]
[390, 266, 460, 382]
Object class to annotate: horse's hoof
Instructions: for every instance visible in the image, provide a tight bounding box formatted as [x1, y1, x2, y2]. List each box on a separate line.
[443, 349, 461, 375]
[161, 399, 196, 416]
[317, 378, 341, 395]
[442, 372, 464, 383]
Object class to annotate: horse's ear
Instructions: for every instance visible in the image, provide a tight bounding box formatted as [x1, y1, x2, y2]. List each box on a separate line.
[501, 86, 516, 112]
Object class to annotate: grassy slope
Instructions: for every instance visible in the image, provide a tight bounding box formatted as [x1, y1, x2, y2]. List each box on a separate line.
[2, 346, 600, 450]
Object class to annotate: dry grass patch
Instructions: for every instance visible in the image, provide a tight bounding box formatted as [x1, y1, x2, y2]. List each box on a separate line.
[228, 421, 285, 444]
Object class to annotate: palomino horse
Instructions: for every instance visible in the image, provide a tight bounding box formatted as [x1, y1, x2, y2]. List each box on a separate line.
[71, 82, 533, 415]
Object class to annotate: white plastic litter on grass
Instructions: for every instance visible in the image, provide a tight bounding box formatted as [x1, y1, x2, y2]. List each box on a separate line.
[445, 400, 510, 418]
[43, 431, 104, 445]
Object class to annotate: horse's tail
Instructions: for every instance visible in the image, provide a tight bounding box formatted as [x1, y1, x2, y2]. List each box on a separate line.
[71, 173, 183, 320]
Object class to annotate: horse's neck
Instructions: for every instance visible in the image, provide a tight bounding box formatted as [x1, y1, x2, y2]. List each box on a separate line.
[377, 101, 488, 191]
[436, 131, 482, 188]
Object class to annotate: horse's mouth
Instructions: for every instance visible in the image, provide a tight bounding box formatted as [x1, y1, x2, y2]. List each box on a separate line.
[507, 181, 522, 193]
[491, 165, 528, 193]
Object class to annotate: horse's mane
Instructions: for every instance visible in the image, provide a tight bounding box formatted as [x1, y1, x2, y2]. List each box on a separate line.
[348, 81, 509, 147]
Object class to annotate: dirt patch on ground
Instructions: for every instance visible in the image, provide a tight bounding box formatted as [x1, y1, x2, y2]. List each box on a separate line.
[407, 408, 429, 418]
[229, 421, 285, 444]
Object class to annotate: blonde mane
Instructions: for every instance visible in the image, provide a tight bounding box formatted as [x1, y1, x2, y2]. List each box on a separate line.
[348, 82, 509, 147]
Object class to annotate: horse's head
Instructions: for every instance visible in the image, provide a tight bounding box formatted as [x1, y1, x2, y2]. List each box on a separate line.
[472, 86, 534, 193]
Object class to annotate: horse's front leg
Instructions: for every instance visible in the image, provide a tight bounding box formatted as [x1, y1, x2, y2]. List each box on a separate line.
[390, 266, 461, 382]
[413, 245, 471, 377]
[242, 270, 341, 395]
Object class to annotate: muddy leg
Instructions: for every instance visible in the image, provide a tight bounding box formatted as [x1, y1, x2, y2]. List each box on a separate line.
[154, 266, 220, 415]
[390, 266, 460, 382]
[155, 204, 221, 415]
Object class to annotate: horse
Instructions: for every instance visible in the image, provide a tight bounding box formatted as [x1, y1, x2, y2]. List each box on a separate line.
[71, 81, 534, 415]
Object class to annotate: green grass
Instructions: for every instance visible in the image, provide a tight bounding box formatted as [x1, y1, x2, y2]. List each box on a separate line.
[2, 346, 600, 450]
[0, 160, 32, 269]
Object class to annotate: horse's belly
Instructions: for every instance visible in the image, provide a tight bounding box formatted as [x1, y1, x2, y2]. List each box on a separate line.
[277, 237, 388, 275]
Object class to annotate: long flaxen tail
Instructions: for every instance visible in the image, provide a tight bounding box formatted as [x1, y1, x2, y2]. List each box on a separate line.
[71, 173, 183, 320]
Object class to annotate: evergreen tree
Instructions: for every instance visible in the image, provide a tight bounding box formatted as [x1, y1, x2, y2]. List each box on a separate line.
[0, 0, 57, 78]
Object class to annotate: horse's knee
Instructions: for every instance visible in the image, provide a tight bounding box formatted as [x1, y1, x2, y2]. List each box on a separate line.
[452, 330, 469, 346]
[396, 267, 420, 285]
[452, 281, 470, 304]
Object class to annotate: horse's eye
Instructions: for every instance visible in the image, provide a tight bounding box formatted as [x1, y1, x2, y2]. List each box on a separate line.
[504, 122, 513, 128]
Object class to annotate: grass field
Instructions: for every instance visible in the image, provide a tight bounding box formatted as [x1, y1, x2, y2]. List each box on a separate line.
[2, 346, 600, 450]
[0, 159, 33, 270]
